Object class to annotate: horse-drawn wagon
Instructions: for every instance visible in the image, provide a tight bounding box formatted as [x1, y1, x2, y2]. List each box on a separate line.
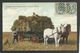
[11, 13, 54, 42]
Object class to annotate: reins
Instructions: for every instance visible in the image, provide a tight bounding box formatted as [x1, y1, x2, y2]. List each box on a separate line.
[49, 32, 57, 37]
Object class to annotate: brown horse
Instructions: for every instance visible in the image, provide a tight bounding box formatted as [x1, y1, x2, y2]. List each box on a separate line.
[60, 24, 71, 44]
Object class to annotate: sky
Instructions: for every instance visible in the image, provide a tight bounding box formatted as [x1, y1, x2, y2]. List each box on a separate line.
[3, 2, 77, 32]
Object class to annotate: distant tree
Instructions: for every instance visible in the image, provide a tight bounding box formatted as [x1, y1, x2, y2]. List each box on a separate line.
[56, 3, 77, 15]
[66, 3, 77, 14]
[57, 3, 65, 14]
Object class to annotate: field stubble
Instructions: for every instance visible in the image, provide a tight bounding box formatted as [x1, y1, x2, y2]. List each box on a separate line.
[3, 32, 77, 51]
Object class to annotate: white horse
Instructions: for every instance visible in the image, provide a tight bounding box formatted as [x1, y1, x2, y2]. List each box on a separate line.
[43, 26, 63, 47]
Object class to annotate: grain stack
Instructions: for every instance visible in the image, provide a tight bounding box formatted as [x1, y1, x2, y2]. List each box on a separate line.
[11, 13, 54, 39]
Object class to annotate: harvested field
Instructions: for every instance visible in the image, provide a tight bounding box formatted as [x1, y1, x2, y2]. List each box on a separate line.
[3, 32, 77, 51]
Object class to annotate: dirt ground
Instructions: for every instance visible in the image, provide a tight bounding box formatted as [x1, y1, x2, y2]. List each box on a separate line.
[3, 32, 77, 51]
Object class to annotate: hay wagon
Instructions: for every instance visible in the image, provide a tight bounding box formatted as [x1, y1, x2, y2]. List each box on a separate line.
[11, 13, 54, 42]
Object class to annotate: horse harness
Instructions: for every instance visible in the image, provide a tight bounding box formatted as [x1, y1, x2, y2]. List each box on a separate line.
[46, 31, 62, 38]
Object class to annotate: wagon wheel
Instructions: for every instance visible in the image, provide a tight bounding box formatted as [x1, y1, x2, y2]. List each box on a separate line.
[19, 33, 24, 42]
[31, 34, 39, 43]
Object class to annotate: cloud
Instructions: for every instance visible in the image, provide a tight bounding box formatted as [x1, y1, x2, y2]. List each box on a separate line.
[5, 8, 17, 16]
